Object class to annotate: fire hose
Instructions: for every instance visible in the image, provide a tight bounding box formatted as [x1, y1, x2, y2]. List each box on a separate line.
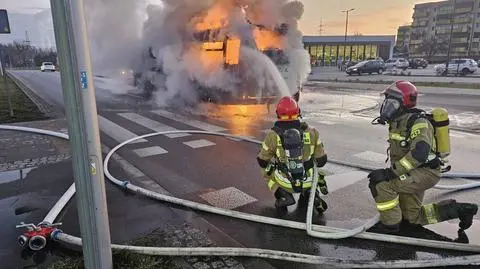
[1, 125, 480, 268]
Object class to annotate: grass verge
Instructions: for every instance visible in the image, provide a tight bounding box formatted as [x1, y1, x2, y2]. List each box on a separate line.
[312, 78, 480, 90]
[0, 75, 47, 123]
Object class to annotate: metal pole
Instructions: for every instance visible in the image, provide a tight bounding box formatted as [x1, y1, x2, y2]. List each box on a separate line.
[445, 0, 456, 75]
[0, 49, 14, 117]
[342, 8, 354, 70]
[49, 1, 112, 268]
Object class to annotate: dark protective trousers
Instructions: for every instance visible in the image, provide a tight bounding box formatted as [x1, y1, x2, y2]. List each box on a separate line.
[374, 168, 441, 226]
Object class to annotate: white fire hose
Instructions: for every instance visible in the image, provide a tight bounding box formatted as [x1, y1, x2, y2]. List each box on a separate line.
[2, 125, 480, 268]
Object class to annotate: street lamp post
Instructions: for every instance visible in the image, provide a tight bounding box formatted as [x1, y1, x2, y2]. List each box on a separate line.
[342, 8, 355, 70]
[445, 0, 456, 75]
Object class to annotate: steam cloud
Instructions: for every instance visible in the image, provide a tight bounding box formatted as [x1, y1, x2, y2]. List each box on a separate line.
[83, 0, 311, 107]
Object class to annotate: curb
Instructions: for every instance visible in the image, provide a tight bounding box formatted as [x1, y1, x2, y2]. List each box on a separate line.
[6, 71, 59, 118]
[308, 78, 480, 90]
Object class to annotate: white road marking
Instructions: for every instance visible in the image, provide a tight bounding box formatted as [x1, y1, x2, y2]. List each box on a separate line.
[119, 112, 190, 138]
[450, 131, 466, 138]
[151, 109, 227, 132]
[133, 146, 168, 157]
[98, 116, 147, 144]
[450, 130, 478, 138]
[200, 187, 258, 209]
[183, 139, 216, 149]
[316, 120, 336, 125]
[353, 150, 387, 164]
[325, 171, 369, 193]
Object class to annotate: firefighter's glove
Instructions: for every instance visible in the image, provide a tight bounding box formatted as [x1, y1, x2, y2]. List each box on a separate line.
[317, 170, 328, 195]
[367, 168, 396, 198]
[368, 168, 396, 184]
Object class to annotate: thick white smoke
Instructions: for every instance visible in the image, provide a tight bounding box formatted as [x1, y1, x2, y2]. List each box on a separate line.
[83, 0, 311, 107]
[83, 0, 147, 76]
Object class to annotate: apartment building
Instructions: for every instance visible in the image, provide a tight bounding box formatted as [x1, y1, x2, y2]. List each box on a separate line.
[396, 25, 412, 47]
[403, 0, 480, 60]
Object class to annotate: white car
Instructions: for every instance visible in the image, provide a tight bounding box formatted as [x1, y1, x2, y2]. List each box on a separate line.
[40, 62, 56, 72]
[434, 59, 478, 76]
[384, 58, 409, 70]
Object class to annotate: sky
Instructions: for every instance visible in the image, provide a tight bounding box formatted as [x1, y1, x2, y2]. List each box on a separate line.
[2, 0, 431, 36]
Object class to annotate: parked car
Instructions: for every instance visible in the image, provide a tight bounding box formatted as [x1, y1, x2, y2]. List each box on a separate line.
[434, 59, 478, 76]
[40, 62, 56, 72]
[384, 58, 409, 70]
[346, 60, 385, 75]
[409, 58, 428, 69]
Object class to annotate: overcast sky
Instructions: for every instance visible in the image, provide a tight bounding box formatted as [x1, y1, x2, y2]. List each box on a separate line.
[2, 0, 430, 35]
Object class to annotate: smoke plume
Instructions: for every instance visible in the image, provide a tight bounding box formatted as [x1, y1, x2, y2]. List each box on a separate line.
[83, 0, 311, 107]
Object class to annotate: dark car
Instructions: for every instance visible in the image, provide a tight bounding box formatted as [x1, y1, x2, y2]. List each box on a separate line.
[409, 58, 428, 69]
[346, 60, 385, 75]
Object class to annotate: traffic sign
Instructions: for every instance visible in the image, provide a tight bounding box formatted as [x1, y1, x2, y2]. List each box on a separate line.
[0, 10, 11, 34]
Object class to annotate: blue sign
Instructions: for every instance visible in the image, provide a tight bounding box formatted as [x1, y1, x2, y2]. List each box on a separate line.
[80, 71, 88, 89]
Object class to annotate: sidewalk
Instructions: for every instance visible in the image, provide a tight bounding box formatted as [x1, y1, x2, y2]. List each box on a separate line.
[0, 119, 70, 172]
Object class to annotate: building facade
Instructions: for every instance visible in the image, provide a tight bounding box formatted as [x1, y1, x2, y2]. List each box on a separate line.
[408, 0, 480, 60]
[396, 25, 412, 47]
[303, 35, 395, 66]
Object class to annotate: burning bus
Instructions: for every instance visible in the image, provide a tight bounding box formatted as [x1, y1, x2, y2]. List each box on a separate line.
[134, 0, 309, 105]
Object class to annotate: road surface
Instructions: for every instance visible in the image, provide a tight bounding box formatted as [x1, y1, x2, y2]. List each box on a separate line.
[6, 70, 480, 268]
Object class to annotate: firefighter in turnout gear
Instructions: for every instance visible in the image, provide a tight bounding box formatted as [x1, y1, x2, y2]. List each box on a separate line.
[368, 81, 478, 235]
[257, 96, 329, 213]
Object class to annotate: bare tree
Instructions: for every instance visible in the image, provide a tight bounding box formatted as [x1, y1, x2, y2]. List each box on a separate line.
[0, 42, 56, 68]
[418, 36, 448, 61]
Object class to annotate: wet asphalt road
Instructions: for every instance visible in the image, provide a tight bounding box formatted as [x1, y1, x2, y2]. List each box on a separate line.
[3, 70, 480, 268]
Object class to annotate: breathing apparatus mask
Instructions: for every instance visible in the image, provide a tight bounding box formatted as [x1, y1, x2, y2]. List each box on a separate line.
[282, 128, 305, 192]
[373, 90, 404, 125]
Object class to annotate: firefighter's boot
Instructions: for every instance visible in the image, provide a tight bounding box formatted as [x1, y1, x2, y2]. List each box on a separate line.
[298, 190, 328, 214]
[367, 222, 400, 235]
[399, 220, 465, 242]
[314, 196, 328, 214]
[436, 200, 478, 230]
[274, 188, 295, 208]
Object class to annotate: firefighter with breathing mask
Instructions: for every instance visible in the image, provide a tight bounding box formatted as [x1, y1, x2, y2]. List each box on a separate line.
[257, 96, 328, 214]
[368, 80, 478, 235]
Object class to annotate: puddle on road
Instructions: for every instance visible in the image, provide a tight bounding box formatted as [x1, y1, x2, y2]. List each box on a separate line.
[0, 168, 34, 184]
[426, 220, 480, 245]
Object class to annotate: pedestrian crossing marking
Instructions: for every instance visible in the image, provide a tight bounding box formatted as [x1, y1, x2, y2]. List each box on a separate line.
[353, 151, 387, 164]
[325, 171, 369, 193]
[98, 116, 147, 144]
[151, 109, 227, 132]
[119, 112, 190, 138]
[133, 146, 168, 157]
[316, 120, 336, 125]
[183, 139, 216, 149]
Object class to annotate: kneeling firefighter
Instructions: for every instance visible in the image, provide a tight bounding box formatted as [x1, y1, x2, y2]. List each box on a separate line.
[257, 96, 328, 213]
[368, 80, 478, 235]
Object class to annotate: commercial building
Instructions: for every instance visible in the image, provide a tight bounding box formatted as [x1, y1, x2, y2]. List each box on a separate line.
[303, 35, 395, 66]
[404, 0, 480, 60]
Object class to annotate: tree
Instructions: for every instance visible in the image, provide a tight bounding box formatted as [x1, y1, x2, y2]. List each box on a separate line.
[418, 36, 448, 61]
[0, 42, 56, 68]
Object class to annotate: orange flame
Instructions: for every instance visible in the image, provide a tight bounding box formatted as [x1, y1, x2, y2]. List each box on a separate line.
[194, 2, 231, 31]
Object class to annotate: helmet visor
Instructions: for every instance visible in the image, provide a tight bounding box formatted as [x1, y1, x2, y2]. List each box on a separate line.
[380, 98, 401, 123]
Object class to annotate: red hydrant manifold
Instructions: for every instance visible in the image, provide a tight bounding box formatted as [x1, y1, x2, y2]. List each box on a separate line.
[16, 222, 62, 251]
